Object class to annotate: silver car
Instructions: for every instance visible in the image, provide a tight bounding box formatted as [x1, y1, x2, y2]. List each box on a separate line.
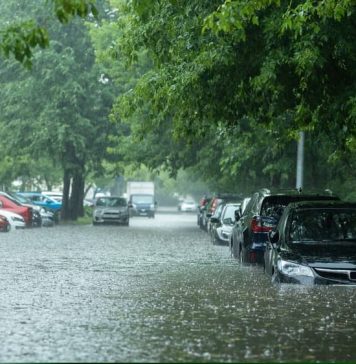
[93, 196, 130, 226]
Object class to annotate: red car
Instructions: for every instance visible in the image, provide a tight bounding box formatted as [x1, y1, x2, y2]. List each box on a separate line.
[0, 213, 10, 232]
[0, 195, 33, 227]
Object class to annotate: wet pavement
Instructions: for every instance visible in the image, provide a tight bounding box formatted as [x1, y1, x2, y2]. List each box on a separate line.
[0, 210, 356, 362]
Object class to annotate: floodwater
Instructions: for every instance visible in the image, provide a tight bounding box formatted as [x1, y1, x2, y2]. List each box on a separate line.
[0, 209, 355, 362]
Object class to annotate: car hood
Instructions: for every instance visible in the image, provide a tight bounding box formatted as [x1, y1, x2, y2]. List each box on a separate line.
[281, 243, 356, 269]
[95, 206, 128, 212]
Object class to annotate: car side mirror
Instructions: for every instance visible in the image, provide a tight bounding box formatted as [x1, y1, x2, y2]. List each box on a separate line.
[234, 210, 241, 222]
[210, 216, 219, 224]
[269, 230, 280, 245]
[128, 203, 133, 208]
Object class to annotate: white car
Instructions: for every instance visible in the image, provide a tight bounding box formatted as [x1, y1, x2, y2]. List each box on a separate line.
[0, 209, 26, 230]
[180, 200, 197, 212]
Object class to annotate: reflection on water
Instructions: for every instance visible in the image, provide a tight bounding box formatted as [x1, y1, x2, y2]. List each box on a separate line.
[0, 212, 355, 362]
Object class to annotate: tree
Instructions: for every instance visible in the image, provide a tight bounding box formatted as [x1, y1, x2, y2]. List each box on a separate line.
[102, 0, 356, 196]
[0, 0, 98, 67]
[0, 0, 118, 220]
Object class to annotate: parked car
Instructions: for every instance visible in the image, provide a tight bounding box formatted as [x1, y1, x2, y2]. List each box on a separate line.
[231, 188, 340, 264]
[93, 196, 130, 226]
[210, 203, 241, 245]
[0, 209, 26, 230]
[5, 192, 43, 227]
[180, 200, 197, 212]
[197, 196, 211, 229]
[0, 213, 10, 232]
[41, 191, 62, 202]
[264, 200, 356, 285]
[17, 192, 62, 212]
[0, 194, 33, 227]
[202, 193, 243, 232]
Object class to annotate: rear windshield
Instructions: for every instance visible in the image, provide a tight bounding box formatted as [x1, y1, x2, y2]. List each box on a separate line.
[261, 195, 338, 220]
[288, 208, 356, 242]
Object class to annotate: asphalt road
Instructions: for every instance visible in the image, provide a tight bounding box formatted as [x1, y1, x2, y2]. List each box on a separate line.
[0, 210, 355, 362]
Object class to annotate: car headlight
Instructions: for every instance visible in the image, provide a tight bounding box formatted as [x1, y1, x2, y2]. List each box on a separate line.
[221, 230, 230, 238]
[150, 204, 155, 209]
[277, 259, 314, 278]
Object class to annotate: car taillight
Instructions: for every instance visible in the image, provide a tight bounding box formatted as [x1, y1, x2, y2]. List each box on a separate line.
[251, 216, 273, 233]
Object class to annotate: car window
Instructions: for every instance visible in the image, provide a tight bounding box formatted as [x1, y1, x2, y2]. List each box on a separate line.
[110, 198, 127, 207]
[245, 193, 258, 215]
[223, 205, 239, 221]
[288, 208, 356, 242]
[96, 198, 107, 207]
[212, 204, 224, 218]
[260, 196, 290, 219]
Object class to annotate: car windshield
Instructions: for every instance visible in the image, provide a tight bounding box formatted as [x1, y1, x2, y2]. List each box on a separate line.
[132, 195, 153, 204]
[288, 208, 356, 243]
[12, 193, 31, 204]
[1, 193, 22, 206]
[223, 205, 240, 221]
[184, 201, 195, 205]
[96, 197, 127, 207]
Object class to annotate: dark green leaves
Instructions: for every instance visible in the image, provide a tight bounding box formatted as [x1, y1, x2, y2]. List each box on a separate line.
[0, 22, 49, 68]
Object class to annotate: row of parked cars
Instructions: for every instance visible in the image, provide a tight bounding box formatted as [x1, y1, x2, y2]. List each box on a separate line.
[0, 191, 62, 231]
[198, 188, 356, 285]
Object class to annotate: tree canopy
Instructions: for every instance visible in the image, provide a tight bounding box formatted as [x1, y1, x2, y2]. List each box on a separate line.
[1, 0, 356, 207]
[101, 0, 356, 197]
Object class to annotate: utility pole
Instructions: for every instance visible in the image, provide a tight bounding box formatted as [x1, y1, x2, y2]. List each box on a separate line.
[296, 131, 305, 190]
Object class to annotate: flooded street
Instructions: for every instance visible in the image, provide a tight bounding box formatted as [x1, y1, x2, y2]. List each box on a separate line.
[0, 210, 356, 362]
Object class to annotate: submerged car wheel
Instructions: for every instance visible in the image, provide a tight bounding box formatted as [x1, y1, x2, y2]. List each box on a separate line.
[232, 240, 239, 259]
[211, 231, 218, 245]
[239, 245, 249, 264]
[271, 268, 280, 284]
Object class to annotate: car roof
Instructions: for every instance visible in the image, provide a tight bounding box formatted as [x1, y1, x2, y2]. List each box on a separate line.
[288, 200, 356, 210]
[256, 188, 337, 197]
[224, 202, 241, 207]
[18, 192, 42, 195]
[96, 196, 126, 199]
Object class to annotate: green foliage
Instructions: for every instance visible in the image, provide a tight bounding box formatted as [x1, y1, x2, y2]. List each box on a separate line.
[0, 0, 118, 219]
[99, 0, 356, 195]
[0, 0, 98, 67]
[0, 22, 49, 68]
[52, 0, 98, 23]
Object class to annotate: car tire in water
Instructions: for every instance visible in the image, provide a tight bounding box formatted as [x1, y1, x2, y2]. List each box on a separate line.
[239, 245, 249, 264]
[271, 268, 280, 284]
[232, 240, 239, 259]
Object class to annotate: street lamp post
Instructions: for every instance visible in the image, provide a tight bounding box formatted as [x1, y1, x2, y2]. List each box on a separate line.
[296, 131, 305, 190]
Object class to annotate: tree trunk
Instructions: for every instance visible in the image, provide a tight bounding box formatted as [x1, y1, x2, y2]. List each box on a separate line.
[69, 171, 85, 220]
[61, 169, 71, 221]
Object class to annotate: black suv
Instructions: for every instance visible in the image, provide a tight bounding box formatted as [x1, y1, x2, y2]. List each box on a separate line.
[230, 188, 339, 264]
